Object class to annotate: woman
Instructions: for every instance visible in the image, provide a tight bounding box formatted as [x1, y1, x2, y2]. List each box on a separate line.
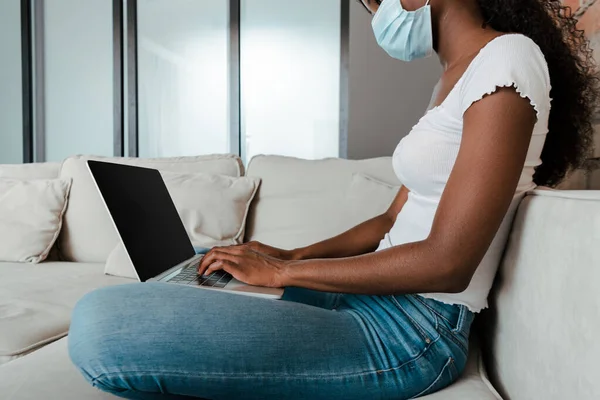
[69, 0, 598, 399]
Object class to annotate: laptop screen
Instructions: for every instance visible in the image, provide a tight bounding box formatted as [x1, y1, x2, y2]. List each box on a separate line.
[88, 160, 196, 281]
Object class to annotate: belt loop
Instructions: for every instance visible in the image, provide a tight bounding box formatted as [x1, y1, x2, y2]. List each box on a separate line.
[453, 305, 466, 333]
[332, 294, 343, 310]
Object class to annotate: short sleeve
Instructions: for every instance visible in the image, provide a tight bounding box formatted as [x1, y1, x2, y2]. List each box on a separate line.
[458, 35, 552, 118]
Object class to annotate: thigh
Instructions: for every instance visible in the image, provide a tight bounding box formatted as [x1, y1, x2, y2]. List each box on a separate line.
[69, 283, 411, 400]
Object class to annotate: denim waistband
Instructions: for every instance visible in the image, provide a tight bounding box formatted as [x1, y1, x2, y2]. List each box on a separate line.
[408, 294, 474, 335]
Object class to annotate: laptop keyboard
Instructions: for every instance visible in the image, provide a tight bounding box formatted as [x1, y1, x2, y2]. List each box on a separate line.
[168, 260, 233, 288]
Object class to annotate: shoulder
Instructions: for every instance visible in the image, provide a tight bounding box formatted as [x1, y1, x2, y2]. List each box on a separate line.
[483, 33, 545, 56]
[478, 34, 549, 78]
[459, 34, 552, 117]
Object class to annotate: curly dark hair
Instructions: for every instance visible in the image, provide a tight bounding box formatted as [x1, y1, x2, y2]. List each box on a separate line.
[477, 0, 599, 186]
[358, 0, 599, 186]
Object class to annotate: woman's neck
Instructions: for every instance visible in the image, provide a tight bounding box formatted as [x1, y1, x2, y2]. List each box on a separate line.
[433, 1, 499, 70]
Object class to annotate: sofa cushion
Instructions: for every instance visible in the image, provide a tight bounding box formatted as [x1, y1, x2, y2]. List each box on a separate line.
[245, 155, 401, 249]
[482, 189, 600, 400]
[347, 173, 400, 224]
[0, 336, 498, 400]
[0, 262, 131, 365]
[0, 338, 115, 400]
[0, 179, 71, 263]
[58, 155, 244, 263]
[0, 162, 61, 180]
[421, 335, 501, 400]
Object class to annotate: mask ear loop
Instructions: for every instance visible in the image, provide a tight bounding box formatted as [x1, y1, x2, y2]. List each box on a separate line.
[425, 0, 430, 5]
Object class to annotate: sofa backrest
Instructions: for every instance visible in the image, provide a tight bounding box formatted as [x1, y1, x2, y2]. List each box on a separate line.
[0, 162, 61, 179]
[58, 155, 244, 263]
[482, 190, 600, 400]
[245, 155, 401, 249]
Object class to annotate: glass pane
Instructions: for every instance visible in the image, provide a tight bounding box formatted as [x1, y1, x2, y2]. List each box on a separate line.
[0, 1, 24, 163]
[138, 0, 229, 158]
[44, 0, 114, 161]
[241, 0, 341, 161]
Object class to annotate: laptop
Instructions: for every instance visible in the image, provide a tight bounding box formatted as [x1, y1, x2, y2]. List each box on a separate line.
[87, 160, 283, 300]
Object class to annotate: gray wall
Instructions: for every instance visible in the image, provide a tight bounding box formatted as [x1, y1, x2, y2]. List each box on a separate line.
[347, 1, 441, 160]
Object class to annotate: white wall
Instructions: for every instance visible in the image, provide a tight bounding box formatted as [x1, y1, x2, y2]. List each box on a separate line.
[0, 1, 24, 164]
[347, 1, 442, 160]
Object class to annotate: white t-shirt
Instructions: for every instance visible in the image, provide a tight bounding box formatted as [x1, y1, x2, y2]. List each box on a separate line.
[377, 34, 552, 312]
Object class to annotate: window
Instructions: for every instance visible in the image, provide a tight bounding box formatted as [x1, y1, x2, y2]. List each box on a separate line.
[137, 0, 230, 158]
[43, 0, 115, 161]
[240, 0, 342, 161]
[4, 1, 347, 163]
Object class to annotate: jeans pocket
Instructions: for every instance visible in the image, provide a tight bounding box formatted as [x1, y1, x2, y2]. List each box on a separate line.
[410, 357, 458, 399]
[412, 295, 461, 331]
[390, 296, 439, 346]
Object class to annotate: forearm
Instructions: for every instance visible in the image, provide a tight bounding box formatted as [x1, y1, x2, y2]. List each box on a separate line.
[292, 213, 395, 260]
[283, 241, 470, 295]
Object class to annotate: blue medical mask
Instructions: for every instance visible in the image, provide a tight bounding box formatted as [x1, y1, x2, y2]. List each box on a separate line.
[371, 0, 433, 62]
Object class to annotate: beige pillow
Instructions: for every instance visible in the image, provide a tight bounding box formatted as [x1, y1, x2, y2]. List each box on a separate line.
[244, 155, 401, 250]
[0, 179, 72, 263]
[104, 243, 137, 279]
[346, 173, 400, 225]
[58, 155, 244, 263]
[0, 162, 61, 180]
[104, 172, 261, 278]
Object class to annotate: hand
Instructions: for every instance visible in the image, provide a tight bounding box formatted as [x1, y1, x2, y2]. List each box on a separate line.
[242, 241, 298, 261]
[197, 245, 290, 288]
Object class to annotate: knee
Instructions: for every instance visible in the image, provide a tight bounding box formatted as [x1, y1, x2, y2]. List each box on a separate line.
[68, 285, 138, 389]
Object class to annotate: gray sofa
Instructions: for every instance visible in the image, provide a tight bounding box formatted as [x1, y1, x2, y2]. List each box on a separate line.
[1, 154, 598, 399]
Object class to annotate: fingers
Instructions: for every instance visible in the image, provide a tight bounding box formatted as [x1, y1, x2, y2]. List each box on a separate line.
[203, 260, 223, 276]
[204, 259, 237, 277]
[198, 251, 218, 275]
[198, 249, 238, 275]
[198, 246, 248, 274]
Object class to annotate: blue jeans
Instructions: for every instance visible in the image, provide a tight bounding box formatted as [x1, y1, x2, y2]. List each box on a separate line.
[68, 283, 473, 400]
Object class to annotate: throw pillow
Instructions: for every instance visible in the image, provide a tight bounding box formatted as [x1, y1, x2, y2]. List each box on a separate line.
[58, 154, 244, 263]
[0, 179, 72, 263]
[104, 243, 137, 279]
[346, 173, 400, 226]
[161, 171, 261, 247]
[104, 172, 261, 278]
